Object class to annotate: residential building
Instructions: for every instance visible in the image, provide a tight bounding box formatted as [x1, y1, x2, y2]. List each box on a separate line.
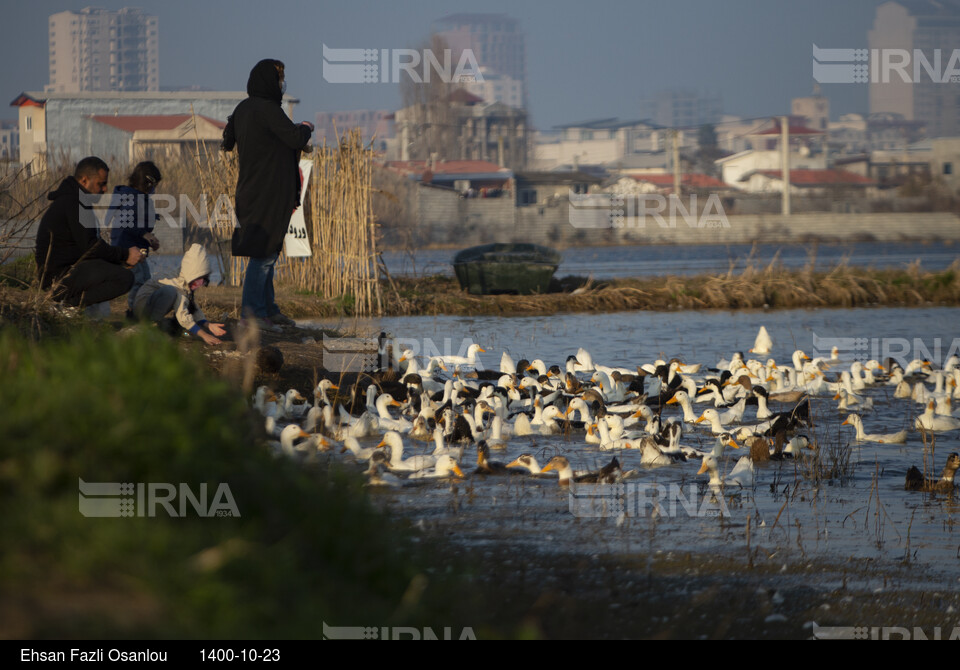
[639, 89, 723, 129]
[47, 7, 159, 93]
[533, 118, 667, 171]
[459, 68, 523, 108]
[870, 137, 960, 189]
[736, 168, 876, 195]
[0, 121, 18, 160]
[514, 171, 603, 206]
[868, 1, 960, 137]
[433, 13, 527, 108]
[10, 90, 300, 169]
[828, 112, 926, 154]
[792, 90, 830, 132]
[315, 110, 394, 152]
[394, 91, 528, 168]
[82, 114, 226, 164]
[716, 150, 827, 186]
[619, 172, 732, 196]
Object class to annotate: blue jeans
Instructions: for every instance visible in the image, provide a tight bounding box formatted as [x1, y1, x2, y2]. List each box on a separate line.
[127, 259, 151, 311]
[241, 253, 280, 319]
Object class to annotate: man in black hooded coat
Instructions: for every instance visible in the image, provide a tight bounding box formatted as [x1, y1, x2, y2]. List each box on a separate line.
[35, 156, 142, 309]
[222, 59, 313, 329]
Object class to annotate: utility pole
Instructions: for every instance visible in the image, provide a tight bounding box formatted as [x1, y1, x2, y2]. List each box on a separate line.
[672, 129, 681, 196]
[781, 116, 791, 216]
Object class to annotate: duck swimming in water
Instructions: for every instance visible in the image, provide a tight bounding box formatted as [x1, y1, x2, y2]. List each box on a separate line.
[905, 453, 960, 492]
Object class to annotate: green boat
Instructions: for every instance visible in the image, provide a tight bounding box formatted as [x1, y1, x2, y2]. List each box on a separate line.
[453, 243, 562, 295]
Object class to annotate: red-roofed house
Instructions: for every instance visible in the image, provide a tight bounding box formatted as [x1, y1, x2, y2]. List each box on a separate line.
[84, 114, 226, 163]
[10, 90, 299, 168]
[738, 168, 877, 195]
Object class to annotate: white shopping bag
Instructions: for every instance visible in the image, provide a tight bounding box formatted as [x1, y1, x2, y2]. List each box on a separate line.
[284, 158, 314, 258]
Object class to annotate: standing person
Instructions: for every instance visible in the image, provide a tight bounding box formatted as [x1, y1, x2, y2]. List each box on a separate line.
[35, 156, 142, 314]
[221, 58, 314, 331]
[106, 161, 162, 320]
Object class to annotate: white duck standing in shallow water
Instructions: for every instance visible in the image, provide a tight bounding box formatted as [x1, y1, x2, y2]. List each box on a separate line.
[750, 326, 772, 355]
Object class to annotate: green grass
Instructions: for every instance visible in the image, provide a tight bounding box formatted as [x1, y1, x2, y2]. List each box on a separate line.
[0, 327, 479, 638]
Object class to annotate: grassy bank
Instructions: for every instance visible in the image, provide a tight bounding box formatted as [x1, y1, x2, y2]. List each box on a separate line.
[0, 326, 495, 638]
[192, 261, 960, 319]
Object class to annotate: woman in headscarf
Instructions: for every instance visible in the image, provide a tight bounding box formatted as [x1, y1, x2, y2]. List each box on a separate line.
[222, 59, 314, 331]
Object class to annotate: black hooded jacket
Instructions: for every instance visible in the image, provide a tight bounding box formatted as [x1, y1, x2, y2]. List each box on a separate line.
[35, 176, 128, 289]
[223, 59, 313, 258]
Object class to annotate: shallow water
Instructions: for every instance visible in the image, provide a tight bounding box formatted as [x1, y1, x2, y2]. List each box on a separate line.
[149, 240, 959, 284]
[381, 241, 959, 279]
[301, 306, 960, 586]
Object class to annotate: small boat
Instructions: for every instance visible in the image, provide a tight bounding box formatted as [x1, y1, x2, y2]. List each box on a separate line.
[452, 243, 561, 295]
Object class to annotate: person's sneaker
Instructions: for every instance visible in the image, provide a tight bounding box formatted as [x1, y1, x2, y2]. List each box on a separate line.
[52, 303, 81, 319]
[240, 317, 281, 333]
[268, 312, 296, 327]
[158, 317, 182, 337]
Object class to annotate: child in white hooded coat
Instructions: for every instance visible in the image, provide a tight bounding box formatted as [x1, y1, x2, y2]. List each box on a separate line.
[133, 243, 226, 346]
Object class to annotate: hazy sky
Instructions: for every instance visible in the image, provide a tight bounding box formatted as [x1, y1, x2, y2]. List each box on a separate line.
[3, 0, 887, 129]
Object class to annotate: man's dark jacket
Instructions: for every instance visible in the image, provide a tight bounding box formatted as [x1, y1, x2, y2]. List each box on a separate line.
[223, 60, 312, 258]
[35, 176, 128, 289]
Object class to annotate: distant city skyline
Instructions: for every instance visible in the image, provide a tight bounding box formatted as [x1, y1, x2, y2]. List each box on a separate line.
[2, 0, 902, 131]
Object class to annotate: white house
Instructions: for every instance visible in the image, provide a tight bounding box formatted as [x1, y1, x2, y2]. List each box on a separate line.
[716, 149, 827, 186]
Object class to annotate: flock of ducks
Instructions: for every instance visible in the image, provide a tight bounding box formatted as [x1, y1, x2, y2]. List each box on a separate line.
[251, 327, 960, 496]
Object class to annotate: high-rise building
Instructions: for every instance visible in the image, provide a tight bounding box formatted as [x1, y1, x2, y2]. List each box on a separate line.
[47, 7, 159, 93]
[868, 0, 960, 137]
[640, 89, 723, 129]
[433, 13, 527, 108]
[792, 87, 830, 132]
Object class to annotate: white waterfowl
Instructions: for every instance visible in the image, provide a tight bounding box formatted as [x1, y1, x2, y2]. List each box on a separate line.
[341, 436, 380, 461]
[506, 454, 543, 474]
[364, 452, 407, 488]
[373, 393, 413, 433]
[915, 401, 960, 432]
[573, 347, 595, 373]
[437, 343, 486, 368]
[409, 454, 465, 479]
[537, 405, 565, 436]
[835, 387, 873, 412]
[268, 424, 312, 459]
[376, 431, 437, 471]
[694, 408, 728, 435]
[750, 326, 772, 354]
[841, 414, 907, 444]
[430, 426, 464, 461]
[666, 390, 701, 423]
[697, 453, 753, 489]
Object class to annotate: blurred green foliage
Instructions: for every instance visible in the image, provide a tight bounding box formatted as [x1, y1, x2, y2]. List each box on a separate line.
[0, 327, 476, 638]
